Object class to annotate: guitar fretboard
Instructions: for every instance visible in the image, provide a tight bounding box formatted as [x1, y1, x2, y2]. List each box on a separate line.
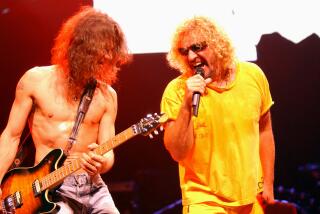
[40, 126, 137, 190]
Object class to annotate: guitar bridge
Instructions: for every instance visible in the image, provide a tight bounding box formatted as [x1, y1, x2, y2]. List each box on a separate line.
[2, 191, 22, 213]
[32, 179, 42, 196]
[3, 195, 14, 213]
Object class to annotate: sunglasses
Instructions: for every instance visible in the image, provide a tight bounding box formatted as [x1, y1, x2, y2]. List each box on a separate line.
[178, 42, 207, 56]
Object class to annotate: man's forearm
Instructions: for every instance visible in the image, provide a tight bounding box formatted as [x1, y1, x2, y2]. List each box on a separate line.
[164, 105, 194, 161]
[260, 132, 275, 186]
[259, 111, 275, 186]
[0, 132, 19, 182]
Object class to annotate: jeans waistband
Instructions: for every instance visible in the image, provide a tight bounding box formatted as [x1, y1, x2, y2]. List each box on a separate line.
[63, 173, 103, 186]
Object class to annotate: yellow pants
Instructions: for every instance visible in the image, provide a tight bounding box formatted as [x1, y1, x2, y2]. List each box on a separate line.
[183, 199, 264, 214]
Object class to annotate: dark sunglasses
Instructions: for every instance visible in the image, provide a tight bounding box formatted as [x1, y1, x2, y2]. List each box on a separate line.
[178, 42, 207, 56]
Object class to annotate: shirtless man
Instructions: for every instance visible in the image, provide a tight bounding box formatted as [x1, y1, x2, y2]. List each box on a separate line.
[0, 6, 131, 213]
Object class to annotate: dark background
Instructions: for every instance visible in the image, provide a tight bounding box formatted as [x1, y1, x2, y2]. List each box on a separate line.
[0, 1, 319, 213]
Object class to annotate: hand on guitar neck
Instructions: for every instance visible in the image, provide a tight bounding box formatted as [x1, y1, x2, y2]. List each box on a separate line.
[63, 142, 114, 177]
[69, 113, 166, 177]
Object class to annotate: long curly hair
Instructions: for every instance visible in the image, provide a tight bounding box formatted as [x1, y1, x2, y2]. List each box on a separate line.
[167, 16, 235, 77]
[51, 6, 131, 100]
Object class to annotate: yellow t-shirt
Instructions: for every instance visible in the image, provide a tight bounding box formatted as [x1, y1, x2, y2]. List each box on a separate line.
[160, 61, 274, 207]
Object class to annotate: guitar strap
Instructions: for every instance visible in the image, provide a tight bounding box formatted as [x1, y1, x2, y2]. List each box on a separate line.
[9, 131, 32, 170]
[64, 78, 97, 156]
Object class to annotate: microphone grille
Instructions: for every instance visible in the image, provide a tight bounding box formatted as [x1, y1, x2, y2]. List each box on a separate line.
[195, 66, 204, 76]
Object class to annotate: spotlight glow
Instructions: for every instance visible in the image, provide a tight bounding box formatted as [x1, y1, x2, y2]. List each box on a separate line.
[94, 0, 319, 61]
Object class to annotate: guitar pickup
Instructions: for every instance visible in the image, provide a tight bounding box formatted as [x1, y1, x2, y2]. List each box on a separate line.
[13, 191, 22, 207]
[32, 179, 42, 196]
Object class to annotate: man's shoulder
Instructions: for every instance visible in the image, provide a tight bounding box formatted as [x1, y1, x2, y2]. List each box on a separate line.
[97, 80, 116, 95]
[237, 61, 265, 77]
[17, 65, 59, 96]
[236, 61, 269, 88]
[238, 61, 261, 70]
[96, 80, 117, 106]
[166, 75, 186, 86]
[162, 75, 186, 99]
[23, 65, 57, 80]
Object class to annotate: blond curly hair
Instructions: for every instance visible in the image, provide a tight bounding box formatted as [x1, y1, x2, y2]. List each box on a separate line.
[167, 16, 235, 78]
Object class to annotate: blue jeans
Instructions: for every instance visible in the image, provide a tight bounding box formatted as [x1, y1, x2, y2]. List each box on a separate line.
[53, 173, 119, 214]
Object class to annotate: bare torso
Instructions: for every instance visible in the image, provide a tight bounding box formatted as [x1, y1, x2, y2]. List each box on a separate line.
[26, 65, 115, 165]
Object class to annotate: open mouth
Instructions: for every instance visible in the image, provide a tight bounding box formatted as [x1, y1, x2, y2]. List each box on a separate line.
[193, 62, 206, 69]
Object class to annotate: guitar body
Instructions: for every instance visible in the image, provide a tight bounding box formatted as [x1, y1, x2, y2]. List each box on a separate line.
[1, 148, 64, 213]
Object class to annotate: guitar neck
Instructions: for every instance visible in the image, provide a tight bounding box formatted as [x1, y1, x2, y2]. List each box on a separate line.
[40, 125, 138, 191]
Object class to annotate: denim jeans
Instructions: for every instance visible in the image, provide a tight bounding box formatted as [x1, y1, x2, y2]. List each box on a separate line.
[53, 173, 119, 214]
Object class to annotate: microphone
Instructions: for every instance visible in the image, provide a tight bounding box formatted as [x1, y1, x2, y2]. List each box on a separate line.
[192, 66, 204, 117]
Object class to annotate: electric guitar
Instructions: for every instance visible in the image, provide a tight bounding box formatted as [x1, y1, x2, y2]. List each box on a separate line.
[0, 113, 167, 213]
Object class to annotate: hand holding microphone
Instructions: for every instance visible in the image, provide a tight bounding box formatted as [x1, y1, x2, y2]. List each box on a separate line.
[192, 66, 205, 116]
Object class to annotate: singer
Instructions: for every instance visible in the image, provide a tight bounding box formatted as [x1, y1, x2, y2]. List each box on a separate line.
[0, 6, 131, 213]
[161, 16, 276, 214]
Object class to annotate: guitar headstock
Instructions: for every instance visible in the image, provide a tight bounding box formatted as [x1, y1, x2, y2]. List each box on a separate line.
[136, 113, 168, 136]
